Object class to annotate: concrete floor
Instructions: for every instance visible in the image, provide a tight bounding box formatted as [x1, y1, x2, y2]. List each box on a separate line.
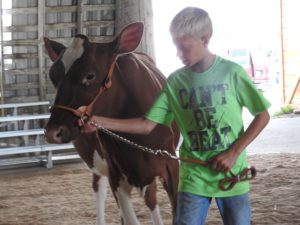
[245, 114, 300, 154]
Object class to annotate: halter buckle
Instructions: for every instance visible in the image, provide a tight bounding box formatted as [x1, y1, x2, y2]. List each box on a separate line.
[80, 114, 90, 124]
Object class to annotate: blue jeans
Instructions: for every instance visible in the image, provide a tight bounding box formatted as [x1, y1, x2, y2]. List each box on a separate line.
[175, 192, 251, 225]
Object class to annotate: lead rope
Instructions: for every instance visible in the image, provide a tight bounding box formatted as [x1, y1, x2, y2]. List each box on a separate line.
[89, 120, 256, 191]
[90, 121, 183, 159]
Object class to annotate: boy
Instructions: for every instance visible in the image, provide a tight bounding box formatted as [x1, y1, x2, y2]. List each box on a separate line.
[81, 7, 270, 225]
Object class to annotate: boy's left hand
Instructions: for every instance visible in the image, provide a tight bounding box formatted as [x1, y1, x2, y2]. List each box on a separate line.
[208, 149, 239, 173]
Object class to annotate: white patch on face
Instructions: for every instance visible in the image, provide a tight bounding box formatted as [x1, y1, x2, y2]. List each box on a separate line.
[61, 37, 84, 73]
[87, 150, 108, 176]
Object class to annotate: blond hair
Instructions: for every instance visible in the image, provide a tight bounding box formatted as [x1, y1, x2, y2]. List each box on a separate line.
[170, 7, 213, 39]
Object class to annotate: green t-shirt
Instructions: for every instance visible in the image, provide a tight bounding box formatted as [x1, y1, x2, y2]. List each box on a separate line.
[145, 56, 271, 197]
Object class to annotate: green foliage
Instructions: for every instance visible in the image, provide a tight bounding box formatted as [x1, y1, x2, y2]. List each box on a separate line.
[272, 105, 294, 116]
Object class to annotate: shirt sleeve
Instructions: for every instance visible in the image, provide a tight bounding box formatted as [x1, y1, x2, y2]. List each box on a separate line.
[234, 67, 271, 115]
[144, 88, 174, 127]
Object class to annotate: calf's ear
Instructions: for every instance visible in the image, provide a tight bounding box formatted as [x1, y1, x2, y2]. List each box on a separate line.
[113, 22, 144, 54]
[44, 37, 66, 62]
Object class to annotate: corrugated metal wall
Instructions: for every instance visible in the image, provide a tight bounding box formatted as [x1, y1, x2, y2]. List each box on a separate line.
[0, 0, 116, 106]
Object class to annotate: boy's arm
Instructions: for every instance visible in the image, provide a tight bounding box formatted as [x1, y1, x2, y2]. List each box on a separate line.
[80, 115, 158, 135]
[210, 110, 270, 172]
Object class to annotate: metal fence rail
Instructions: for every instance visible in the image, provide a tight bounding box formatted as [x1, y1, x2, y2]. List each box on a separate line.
[0, 101, 78, 169]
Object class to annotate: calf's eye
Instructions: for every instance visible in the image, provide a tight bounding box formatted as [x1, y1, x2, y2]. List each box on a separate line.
[82, 73, 96, 86]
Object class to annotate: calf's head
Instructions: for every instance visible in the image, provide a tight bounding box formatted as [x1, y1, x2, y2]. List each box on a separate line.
[44, 22, 144, 144]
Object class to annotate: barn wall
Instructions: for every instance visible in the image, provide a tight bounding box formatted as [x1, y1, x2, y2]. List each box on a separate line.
[0, 0, 154, 110]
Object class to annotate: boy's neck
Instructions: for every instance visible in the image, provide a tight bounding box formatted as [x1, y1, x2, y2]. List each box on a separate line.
[190, 53, 215, 73]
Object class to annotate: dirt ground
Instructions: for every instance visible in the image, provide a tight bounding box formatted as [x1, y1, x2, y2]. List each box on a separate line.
[0, 153, 299, 225]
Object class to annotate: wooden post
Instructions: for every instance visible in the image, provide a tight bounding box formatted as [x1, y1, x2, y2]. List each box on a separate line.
[288, 77, 300, 104]
[77, 0, 84, 34]
[0, 0, 5, 109]
[280, 0, 286, 103]
[115, 0, 155, 60]
[38, 0, 46, 101]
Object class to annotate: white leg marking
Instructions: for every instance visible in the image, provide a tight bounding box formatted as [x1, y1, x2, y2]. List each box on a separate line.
[87, 150, 108, 177]
[140, 179, 163, 225]
[116, 179, 140, 225]
[140, 184, 149, 197]
[95, 176, 108, 225]
[83, 150, 108, 225]
[150, 205, 164, 225]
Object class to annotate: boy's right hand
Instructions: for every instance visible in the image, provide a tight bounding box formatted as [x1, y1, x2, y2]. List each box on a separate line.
[208, 148, 239, 173]
[78, 116, 97, 133]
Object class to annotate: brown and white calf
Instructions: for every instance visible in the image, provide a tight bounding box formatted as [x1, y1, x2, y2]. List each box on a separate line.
[44, 22, 179, 225]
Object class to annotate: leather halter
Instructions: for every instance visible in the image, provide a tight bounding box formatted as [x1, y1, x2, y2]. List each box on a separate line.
[50, 55, 119, 120]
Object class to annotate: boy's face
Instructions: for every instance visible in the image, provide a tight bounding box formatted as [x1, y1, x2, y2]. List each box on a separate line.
[172, 35, 207, 67]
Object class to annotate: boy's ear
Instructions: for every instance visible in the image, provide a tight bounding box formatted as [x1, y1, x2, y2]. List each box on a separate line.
[202, 33, 212, 48]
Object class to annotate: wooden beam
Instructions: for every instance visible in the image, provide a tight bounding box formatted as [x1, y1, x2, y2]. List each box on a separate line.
[5, 82, 40, 90]
[288, 77, 300, 104]
[46, 5, 77, 13]
[280, 0, 286, 103]
[3, 53, 38, 59]
[45, 22, 76, 30]
[38, 0, 46, 101]
[82, 20, 114, 28]
[2, 40, 39, 46]
[4, 68, 39, 76]
[45, 4, 115, 14]
[3, 25, 37, 32]
[0, 0, 5, 107]
[77, 0, 84, 34]
[3, 7, 37, 14]
[83, 4, 115, 12]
